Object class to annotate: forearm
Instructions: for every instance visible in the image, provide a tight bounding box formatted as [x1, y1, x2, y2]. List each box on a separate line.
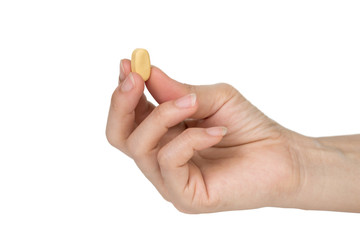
[317, 134, 360, 153]
[293, 134, 360, 212]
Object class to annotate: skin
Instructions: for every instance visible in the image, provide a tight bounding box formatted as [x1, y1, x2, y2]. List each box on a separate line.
[106, 59, 360, 213]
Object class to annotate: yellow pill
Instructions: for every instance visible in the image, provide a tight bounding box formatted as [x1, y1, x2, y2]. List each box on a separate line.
[131, 48, 151, 81]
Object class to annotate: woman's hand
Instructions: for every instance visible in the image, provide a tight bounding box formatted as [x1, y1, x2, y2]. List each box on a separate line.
[106, 59, 306, 213]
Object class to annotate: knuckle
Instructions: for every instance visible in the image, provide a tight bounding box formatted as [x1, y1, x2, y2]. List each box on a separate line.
[126, 139, 145, 159]
[173, 202, 199, 214]
[130, 147, 145, 160]
[156, 187, 171, 202]
[105, 129, 114, 145]
[184, 83, 197, 94]
[157, 147, 170, 168]
[162, 195, 171, 202]
[217, 83, 237, 95]
[105, 128, 121, 149]
[152, 104, 170, 122]
[215, 82, 243, 102]
[181, 128, 195, 143]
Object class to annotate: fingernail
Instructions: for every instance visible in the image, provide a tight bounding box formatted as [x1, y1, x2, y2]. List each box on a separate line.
[121, 73, 134, 92]
[174, 93, 197, 108]
[206, 127, 227, 136]
[119, 60, 125, 84]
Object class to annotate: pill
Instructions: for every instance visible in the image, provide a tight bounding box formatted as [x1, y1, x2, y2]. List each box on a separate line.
[131, 48, 151, 81]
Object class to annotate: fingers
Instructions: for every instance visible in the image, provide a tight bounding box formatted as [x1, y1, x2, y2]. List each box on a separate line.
[120, 59, 155, 123]
[106, 72, 145, 150]
[120, 59, 242, 120]
[127, 93, 198, 158]
[146, 65, 241, 119]
[122, 93, 199, 200]
[157, 127, 227, 210]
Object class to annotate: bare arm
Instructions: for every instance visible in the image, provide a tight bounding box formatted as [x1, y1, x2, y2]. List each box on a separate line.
[107, 58, 360, 213]
[291, 134, 360, 212]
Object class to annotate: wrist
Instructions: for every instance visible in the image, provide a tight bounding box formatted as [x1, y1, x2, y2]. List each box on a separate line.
[288, 133, 360, 212]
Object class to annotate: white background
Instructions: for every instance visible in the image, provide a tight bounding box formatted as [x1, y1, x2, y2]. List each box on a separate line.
[0, 0, 359, 239]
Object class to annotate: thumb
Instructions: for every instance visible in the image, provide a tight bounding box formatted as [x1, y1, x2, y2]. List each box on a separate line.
[146, 66, 238, 119]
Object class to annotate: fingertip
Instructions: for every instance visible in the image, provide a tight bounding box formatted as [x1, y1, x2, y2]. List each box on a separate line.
[117, 72, 144, 98]
[205, 127, 228, 137]
[110, 73, 145, 119]
[119, 59, 131, 84]
[131, 72, 145, 90]
[120, 59, 131, 73]
[120, 59, 147, 88]
[149, 65, 171, 80]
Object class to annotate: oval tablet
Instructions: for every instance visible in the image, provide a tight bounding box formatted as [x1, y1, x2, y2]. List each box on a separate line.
[131, 48, 151, 81]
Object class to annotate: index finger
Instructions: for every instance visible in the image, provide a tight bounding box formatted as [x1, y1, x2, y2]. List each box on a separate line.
[106, 72, 145, 151]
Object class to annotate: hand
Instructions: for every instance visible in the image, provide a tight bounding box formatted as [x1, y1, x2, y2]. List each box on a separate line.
[106, 59, 305, 213]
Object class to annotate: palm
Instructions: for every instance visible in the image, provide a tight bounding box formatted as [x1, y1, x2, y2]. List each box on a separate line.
[155, 93, 299, 212]
[197, 139, 296, 211]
